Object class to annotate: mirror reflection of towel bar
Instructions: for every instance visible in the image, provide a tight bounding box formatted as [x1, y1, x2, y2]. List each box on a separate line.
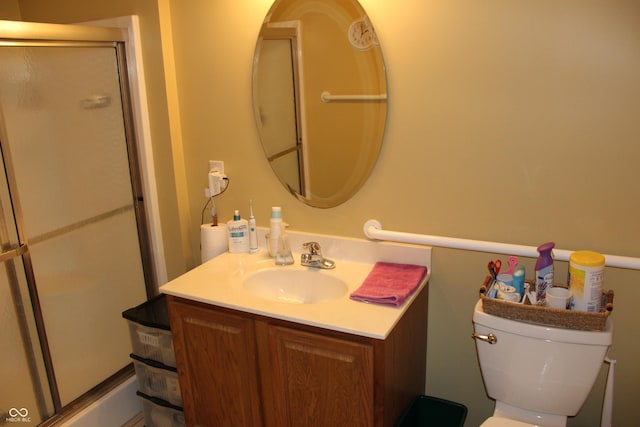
[321, 91, 387, 103]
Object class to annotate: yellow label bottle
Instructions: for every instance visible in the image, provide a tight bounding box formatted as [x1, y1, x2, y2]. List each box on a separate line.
[568, 250, 605, 312]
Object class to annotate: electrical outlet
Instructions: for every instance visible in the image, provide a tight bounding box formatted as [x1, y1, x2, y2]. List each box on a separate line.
[207, 160, 227, 197]
[209, 160, 224, 175]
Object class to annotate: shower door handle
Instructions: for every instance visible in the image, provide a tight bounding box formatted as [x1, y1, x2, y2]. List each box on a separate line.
[471, 332, 497, 344]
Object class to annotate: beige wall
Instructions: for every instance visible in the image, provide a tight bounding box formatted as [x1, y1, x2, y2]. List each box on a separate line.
[0, 0, 21, 19]
[8, 0, 640, 425]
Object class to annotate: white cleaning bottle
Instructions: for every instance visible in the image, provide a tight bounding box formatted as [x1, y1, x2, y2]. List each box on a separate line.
[269, 207, 282, 257]
[227, 210, 250, 253]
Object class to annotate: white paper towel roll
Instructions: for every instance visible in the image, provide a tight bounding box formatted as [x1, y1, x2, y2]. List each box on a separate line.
[201, 223, 228, 263]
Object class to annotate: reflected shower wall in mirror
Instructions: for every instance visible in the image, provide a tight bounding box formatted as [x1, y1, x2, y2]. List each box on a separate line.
[253, 0, 387, 208]
[257, 25, 305, 196]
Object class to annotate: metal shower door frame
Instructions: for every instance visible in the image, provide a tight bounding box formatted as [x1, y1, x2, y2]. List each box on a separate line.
[0, 20, 157, 419]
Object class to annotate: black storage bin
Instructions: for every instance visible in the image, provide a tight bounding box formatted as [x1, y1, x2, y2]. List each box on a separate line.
[122, 294, 171, 329]
[396, 395, 468, 427]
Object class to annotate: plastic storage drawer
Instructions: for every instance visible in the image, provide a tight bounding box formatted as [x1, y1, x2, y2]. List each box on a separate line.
[131, 354, 182, 406]
[122, 294, 176, 367]
[137, 391, 185, 427]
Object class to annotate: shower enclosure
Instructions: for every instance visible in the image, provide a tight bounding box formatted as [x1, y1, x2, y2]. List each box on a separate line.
[0, 22, 155, 424]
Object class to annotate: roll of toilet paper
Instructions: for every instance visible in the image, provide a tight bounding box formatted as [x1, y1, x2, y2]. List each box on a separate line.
[200, 223, 228, 263]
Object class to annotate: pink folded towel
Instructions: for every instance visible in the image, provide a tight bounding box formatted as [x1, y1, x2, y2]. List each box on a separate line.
[350, 262, 428, 307]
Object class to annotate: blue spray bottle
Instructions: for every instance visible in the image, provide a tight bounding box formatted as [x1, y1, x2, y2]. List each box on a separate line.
[535, 242, 555, 301]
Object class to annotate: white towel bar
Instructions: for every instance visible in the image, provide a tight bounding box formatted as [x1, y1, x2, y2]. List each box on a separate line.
[320, 91, 387, 102]
[363, 219, 640, 270]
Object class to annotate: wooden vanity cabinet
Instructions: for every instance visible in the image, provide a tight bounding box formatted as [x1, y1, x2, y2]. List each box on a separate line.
[167, 285, 427, 427]
[256, 323, 375, 426]
[166, 298, 263, 426]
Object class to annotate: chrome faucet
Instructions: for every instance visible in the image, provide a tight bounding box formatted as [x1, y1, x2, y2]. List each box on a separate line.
[300, 242, 335, 269]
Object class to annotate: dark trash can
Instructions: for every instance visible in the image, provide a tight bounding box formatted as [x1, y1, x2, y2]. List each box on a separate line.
[396, 395, 468, 427]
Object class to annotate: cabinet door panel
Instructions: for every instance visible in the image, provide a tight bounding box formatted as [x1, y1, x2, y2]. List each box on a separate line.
[266, 325, 374, 426]
[168, 298, 262, 426]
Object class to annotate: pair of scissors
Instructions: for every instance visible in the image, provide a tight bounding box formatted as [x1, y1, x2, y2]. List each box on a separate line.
[487, 259, 502, 280]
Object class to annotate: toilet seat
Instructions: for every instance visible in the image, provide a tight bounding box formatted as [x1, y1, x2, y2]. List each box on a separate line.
[480, 416, 537, 427]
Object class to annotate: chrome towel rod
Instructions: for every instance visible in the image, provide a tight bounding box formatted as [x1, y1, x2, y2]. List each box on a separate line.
[363, 219, 640, 270]
[321, 91, 387, 102]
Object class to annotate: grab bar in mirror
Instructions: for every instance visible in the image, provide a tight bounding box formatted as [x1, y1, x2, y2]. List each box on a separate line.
[321, 91, 387, 103]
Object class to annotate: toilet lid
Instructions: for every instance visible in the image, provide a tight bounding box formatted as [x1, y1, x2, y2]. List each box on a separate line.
[481, 416, 536, 427]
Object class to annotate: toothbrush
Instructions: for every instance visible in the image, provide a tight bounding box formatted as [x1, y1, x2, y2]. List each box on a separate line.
[248, 200, 258, 254]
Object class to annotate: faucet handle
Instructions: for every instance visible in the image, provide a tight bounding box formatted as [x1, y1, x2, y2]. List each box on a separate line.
[302, 241, 321, 255]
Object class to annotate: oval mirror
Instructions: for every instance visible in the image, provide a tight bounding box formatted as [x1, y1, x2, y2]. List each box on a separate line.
[252, 0, 387, 208]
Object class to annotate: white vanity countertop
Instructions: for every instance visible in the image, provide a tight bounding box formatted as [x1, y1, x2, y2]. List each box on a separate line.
[160, 228, 432, 339]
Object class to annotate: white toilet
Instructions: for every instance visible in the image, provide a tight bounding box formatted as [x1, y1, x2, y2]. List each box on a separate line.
[472, 300, 613, 427]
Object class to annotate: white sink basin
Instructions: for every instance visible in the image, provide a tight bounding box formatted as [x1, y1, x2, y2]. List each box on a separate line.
[160, 229, 432, 338]
[243, 268, 348, 304]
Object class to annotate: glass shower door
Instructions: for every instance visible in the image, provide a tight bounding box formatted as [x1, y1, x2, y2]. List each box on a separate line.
[0, 42, 149, 417]
[0, 157, 53, 423]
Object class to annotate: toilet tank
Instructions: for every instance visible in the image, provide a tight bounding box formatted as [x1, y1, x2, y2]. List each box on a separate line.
[473, 300, 612, 417]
